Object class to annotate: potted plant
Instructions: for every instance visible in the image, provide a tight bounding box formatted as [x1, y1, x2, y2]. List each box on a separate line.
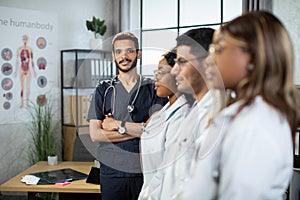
[28, 94, 59, 165]
[86, 16, 107, 49]
[28, 95, 60, 200]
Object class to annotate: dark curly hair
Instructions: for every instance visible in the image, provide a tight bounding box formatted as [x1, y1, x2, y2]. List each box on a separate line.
[162, 47, 177, 67]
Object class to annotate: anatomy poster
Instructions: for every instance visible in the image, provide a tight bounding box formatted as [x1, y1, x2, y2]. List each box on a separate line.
[0, 7, 58, 124]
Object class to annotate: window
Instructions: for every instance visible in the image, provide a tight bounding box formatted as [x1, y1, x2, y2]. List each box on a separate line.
[140, 0, 242, 77]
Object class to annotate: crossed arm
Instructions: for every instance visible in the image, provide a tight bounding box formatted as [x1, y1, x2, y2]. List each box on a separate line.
[89, 116, 144, 143]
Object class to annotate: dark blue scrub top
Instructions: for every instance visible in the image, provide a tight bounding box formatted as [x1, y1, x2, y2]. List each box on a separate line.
[87, 76, 168, 177]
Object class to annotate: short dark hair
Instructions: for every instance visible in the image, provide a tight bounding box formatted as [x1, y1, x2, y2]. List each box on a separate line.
[176, 28, 215, 55]
[112, 32, 139, 51]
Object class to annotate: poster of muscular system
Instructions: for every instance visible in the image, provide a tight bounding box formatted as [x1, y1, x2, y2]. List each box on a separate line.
[0, 6, 58, 124]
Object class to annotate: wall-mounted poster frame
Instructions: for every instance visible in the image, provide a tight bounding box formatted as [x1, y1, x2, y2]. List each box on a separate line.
[0, 6, 58, 124]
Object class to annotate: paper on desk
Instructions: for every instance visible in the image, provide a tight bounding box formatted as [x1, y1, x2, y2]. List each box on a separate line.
[21, 175, 40, 185]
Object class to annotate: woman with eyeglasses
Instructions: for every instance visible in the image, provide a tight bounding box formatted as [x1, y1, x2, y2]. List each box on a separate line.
[183, 11, 300, 200]
[139, 48, 193, 199]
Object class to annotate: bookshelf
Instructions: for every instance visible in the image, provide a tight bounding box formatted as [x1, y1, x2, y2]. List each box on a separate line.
[60, 49, 115, 160]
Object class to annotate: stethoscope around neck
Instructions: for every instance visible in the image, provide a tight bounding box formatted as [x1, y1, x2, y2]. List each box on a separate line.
[102, 74, 142, 115]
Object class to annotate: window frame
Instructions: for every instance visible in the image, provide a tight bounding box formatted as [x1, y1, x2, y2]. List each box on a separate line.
[139, 0, 241, 76]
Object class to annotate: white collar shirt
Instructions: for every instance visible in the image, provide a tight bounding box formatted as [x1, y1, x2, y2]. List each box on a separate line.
[139, 91, 216, 200]
[183, 96, 293, 200]
[140, 95, 190, 187]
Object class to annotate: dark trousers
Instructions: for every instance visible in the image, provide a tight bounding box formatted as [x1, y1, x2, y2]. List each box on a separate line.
[100, 176, 143, 200]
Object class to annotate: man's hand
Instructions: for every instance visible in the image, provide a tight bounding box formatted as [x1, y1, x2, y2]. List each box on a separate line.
[102, 115, 119, 131]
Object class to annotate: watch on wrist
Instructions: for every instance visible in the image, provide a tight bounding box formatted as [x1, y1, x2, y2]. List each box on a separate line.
[118, 121, 126, 135]
[141, 122, 146, 132]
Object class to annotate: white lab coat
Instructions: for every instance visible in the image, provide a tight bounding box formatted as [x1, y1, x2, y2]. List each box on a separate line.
[140, 91, 216, 200]
[140, 95, 190, 196]
[183, 96, 293, 200]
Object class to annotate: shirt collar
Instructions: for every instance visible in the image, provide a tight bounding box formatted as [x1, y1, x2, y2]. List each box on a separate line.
[163, 95, 188, 120]
[195, 90, 214, 109]
[217, 96, 265, 119]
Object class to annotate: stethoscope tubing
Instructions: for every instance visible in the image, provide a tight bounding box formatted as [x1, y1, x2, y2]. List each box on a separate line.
[102, 75, 142, 115]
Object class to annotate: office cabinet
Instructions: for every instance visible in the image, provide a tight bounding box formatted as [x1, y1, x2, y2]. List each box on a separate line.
[61, 49, 115, 160]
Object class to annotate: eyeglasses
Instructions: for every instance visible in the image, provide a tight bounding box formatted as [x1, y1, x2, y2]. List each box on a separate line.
[114, 48, 137, 55]
[209, 43, 248, 55]
[174, 55, 207, 69]
[153, 69, 171, 79]
[208, 44, 224, 55]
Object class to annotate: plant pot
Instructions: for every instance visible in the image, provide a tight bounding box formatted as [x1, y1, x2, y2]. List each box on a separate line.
[89, 38, 102, 50]
[48, 155, 58, 166]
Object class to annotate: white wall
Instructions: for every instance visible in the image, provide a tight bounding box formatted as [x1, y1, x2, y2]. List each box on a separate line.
[273, 0, 300, 85]
[0, 0, 113, 186]
[0, 0, 114, 49]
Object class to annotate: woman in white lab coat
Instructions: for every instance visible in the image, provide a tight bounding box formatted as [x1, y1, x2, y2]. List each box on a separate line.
[183, 11, 300, 200]
[139, 48, 192, 199]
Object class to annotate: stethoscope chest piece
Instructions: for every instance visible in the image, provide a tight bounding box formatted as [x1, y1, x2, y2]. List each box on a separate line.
[103, 74, 142, 115]
[127, 105, 135, 113]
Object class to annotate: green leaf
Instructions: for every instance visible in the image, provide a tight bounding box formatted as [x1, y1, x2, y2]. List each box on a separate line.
[27, 96, 59, 164]
[86, 16, 107, 39]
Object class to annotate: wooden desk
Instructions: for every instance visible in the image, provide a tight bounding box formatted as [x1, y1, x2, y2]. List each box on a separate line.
[0, 161, 100, 199]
